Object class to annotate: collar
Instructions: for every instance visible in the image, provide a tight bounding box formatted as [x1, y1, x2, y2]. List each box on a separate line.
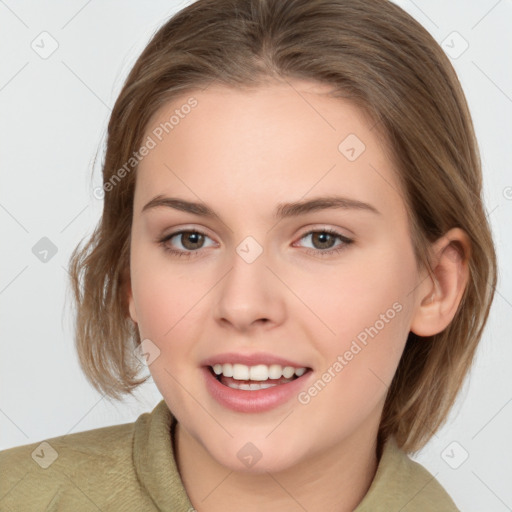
[133, 399, 193, 510]
[134, 400, 457, 511]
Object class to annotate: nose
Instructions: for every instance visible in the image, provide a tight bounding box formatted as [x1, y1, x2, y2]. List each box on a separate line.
[213, 246, 286, 333]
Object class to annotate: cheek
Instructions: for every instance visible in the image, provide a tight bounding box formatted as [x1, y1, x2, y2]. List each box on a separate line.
[130, 252, 201, 401]
[132, 271, 177, 339]
[130, 243, 183, 345]
[309, 245, 415, 373]
[298, 267, 413, 431]
[130, 240, 198, 334]
[130, 244, 211, 374]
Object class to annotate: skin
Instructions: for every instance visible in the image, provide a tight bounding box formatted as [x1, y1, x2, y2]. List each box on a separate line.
[127, 79, 470, 512]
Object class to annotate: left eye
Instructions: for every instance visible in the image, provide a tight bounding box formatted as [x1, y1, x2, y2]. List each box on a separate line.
[294, 229, 353, 256]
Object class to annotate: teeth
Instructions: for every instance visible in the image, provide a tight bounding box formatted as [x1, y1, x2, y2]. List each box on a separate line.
[211, 363, 308, 381]
[250, 364, 269, 381]
[268, 364, 282, 379]
[282, 366, 295, 378]
[227, 381, 279, 390]
[233, 363, 249, 380]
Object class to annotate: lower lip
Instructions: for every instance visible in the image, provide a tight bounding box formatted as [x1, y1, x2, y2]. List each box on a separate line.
[202, 366, 312, 413]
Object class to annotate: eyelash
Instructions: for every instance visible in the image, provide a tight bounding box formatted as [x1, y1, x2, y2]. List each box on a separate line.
[158, 228, 354, 259]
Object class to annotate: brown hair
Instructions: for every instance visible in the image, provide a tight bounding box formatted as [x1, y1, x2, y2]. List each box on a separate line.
[68, 0, 497, 453]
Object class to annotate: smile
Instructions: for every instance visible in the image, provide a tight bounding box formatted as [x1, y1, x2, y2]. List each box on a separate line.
[212, 363, 307, 389]
[203, 363, 313, 413]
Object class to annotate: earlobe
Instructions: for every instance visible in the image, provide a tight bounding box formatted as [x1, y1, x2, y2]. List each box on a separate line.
[410, 228, 471, 337]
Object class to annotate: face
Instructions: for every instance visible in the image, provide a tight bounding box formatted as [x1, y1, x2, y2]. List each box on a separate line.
[127, 80, 426, 473]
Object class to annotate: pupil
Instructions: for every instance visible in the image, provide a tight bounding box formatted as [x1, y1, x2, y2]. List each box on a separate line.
[183, 232, 204, 250]
[313, 232, 335, 249]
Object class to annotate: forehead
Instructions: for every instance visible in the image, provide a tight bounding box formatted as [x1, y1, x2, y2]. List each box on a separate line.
[135, 80, 404, 220]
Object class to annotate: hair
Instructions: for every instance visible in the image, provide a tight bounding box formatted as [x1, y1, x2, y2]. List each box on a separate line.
[68, 0, 497, 454]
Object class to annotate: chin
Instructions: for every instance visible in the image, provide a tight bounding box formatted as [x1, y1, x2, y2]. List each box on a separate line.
[205, 438, 306, 474]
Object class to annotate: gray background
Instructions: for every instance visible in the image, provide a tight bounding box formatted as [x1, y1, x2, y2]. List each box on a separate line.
[0, 1, 511, 510]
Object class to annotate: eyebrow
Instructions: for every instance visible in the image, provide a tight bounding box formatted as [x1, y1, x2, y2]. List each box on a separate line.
[141, 195, 380, 219]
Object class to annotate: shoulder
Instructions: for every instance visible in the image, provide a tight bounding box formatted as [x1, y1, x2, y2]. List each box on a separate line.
[356, 437, 460, 512]
[0, 412, 154, 511]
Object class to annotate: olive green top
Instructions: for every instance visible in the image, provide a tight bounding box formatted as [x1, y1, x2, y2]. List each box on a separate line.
[0, 399, 459, 511]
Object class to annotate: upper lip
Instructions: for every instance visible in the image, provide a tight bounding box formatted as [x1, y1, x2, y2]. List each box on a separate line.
[201, 352, 310, 368]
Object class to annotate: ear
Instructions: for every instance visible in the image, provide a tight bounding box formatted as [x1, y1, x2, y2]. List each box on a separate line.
[410, 227, 471, 337]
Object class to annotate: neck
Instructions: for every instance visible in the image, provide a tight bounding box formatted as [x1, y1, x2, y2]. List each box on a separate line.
[173, 417, 380, 512]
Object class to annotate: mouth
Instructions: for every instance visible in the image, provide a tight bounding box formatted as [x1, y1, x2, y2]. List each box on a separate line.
[207, 363, 312, 390]
[201, 354, 314, 412]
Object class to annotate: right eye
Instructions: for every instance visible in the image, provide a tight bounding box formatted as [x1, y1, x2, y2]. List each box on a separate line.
[158, 229, 216, 258]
